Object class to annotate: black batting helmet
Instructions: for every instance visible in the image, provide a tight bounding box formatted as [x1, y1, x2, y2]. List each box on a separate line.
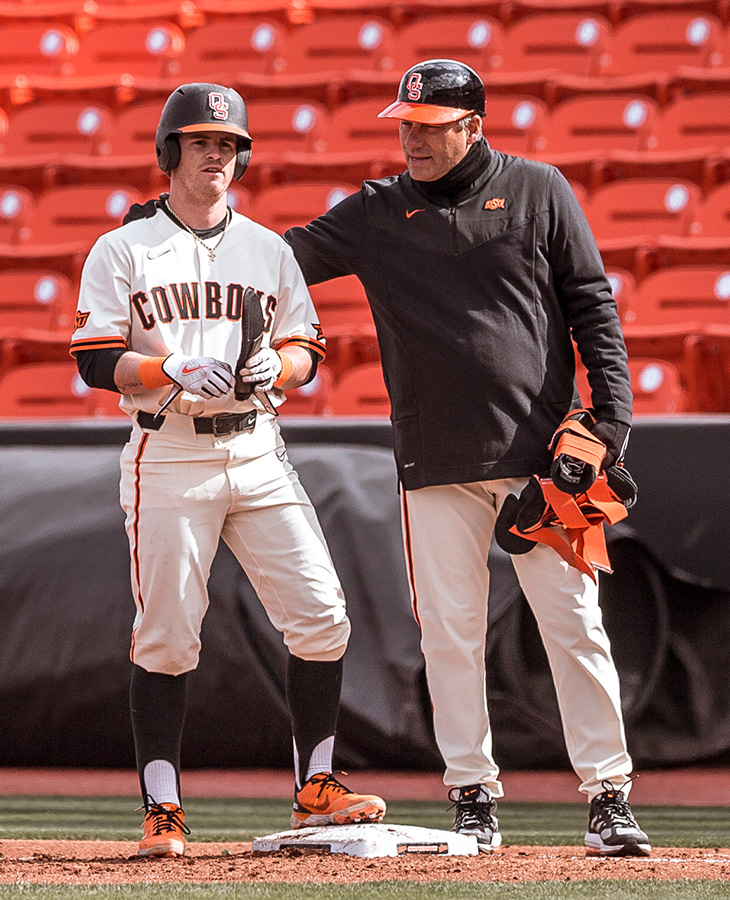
[156, 83, 253, 180]
[378, 59, 486, 125]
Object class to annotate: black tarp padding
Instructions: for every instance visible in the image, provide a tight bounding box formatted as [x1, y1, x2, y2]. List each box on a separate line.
[1, 416, 729, 771]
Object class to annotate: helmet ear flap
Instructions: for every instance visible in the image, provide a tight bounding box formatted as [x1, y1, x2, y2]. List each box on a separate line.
[158, 134, 180, 174]
[234, 145, 251, 180]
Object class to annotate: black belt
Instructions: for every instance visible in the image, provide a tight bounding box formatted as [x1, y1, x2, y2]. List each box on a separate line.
[137, 410, 257, 437]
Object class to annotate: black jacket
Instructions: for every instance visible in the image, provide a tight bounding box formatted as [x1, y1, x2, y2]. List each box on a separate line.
[286, 149, 632, 491]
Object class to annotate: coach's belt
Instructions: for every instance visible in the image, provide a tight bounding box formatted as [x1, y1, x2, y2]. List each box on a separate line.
[137, 410, 257, 436]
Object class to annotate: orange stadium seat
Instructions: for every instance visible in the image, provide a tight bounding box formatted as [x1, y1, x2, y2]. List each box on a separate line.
[71, 20, 185, 80]
[279, 15, 395, 77]
[0, 269, 76, 332]
[175, 17, 289, 82]
[309, 275, 373, 332]
[483, 95, 548, 156]
[0, 361, 125, 419]
[246, 99, 329, 159]
[653, 93, 730, 155]
[576, 356, 687, 414]
[277, 364, 334, 416]
[626, 264, 730, 330]
[0, 23, 79, 77]
[324, 361, 390, 416]
[251, 182, 359, 234]
[542, 94, 660, 155]
[390, 14, 505, 74]
[602, 12, 724, 76]
[496, 13, 612, 77]
[0, 184, 35, 244]
[691, 181, 730, 237]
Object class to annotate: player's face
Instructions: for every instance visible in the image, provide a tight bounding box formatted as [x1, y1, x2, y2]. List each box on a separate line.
[399, 115, 481, 181]
[174, 132, 238, 203]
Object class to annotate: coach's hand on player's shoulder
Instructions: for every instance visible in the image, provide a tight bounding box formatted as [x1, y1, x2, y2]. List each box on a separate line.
[162, 353, 234, 398]
[123, 193, 169, 225]
[238, 347, 283, 392]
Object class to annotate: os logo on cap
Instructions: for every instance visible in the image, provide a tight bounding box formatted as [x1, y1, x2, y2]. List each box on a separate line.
[406, 73, 423, 101]
[208, 92, 229, 120]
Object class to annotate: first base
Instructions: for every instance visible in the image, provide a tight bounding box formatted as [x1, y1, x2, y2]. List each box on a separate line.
[252, 823, 479, 858]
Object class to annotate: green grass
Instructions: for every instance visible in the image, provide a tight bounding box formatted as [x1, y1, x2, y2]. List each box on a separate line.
[0, 796, 728, 848]
[0, 884, 728, 899]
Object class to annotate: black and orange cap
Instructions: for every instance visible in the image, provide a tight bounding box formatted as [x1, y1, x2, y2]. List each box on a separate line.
[378, 59, 486, 124]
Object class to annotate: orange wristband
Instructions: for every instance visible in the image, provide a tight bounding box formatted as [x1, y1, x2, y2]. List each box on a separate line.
[138, 356, 172, 390]
[273, 351, 293, 388]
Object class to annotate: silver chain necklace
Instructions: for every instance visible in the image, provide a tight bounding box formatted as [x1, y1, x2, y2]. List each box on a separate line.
[165, 199, 231, 261]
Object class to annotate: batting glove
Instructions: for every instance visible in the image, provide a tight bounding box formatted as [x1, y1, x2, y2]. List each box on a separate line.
[590, 419, 631, 468]
[162, 353, 234, 398]
[238, 347, 282, 392]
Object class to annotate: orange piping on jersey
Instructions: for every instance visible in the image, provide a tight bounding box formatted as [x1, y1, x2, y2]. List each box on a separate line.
[400, 491, 421, 631]
[131, 432, 150, 617]
[69, 335, 128, 356]
[275, 335, 326, 360]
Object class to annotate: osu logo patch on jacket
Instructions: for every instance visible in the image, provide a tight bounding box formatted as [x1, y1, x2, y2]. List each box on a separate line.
[484, 198, 506, 210]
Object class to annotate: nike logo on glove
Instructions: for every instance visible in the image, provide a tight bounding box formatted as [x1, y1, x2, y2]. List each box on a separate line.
[181, 363, 205, 375]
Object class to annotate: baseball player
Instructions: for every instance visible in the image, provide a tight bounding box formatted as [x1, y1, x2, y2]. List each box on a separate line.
[70, 82, 385, 857]
[282, 60, 651, 856]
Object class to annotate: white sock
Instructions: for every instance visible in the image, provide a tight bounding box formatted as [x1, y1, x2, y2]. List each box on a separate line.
[143, 760, 180, 807]
[293, 735, 335, 788]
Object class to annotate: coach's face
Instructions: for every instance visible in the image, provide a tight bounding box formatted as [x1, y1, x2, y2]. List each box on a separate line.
[399, 114, 482, 181]
[174, 131, 237, 203]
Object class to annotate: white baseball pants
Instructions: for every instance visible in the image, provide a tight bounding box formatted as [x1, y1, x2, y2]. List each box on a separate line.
[402, 478, 634, 801]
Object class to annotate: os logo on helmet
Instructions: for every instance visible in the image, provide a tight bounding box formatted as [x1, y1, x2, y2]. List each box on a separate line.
[208, 92, 229, 120]
[406, 73, 423, 101]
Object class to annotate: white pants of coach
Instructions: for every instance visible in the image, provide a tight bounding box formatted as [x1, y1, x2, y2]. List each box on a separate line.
[402, 478, 634, 802]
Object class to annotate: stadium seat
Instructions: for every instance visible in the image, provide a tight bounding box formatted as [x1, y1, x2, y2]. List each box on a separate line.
[71, 21, 185, 80]
[605, 266, 638, 324]
[586, 177, 702, 274]
[175, 17, 289, 82]
[602, 12, 723, 76]
[576, 356, 687, 414]
[226, 184, 253, 217]
[390, 14, 505, 74]
[277, 364, 334, 416]
[324, 361, 390, 416]
[482, 95, 548, 156]
[691, 180, 730, 237]
[250, 182, 359, 234]
[309, 275, 373, 332]
[246, 99, 329, 162]
[0, 23, 79, 77]
[0, 361, 125, 419]
[626, 264, 730, 330]
[542, 94, 660, 155]
[496, 13, 612, 77]
[653, 93, 730, 156]
[280, 15, 395, 77]
[0, 184, 35, 244]
[0, 269, 76, 332]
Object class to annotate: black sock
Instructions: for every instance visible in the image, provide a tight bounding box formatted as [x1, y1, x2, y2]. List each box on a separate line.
[130, 665, 188, 808]
[286, 655, 342, 789]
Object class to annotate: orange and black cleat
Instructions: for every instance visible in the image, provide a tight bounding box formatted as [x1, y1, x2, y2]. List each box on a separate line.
[291, 772, 386, 829]
[138, 802, 190, 857]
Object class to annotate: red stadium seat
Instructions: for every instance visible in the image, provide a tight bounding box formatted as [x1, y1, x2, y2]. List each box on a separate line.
[0, 23, 79, 77]
[0, 269, 76, 332]
[390, 14, 505, 74]
[483, 95, 548, 156]
[280, 15, 395, 77]
[691, 181, 730, 237]
[324, 361, 390, 416]
[175, 17, 289, 82]
[576, 356, 687, 414]
[497, 13, 612, 77]
[653, 93, 730, 155]
[277, 364, 334, 416]
[246, 99, 329, 160]
[542, 94, 660, 155]
[309, 275, 373, 332]
[602, 12, 723, 76]
[250, 182, 359, 234]
[71, 21, 185, 80]
[625, 264, 730, 330]
[0, 361, 125, 419]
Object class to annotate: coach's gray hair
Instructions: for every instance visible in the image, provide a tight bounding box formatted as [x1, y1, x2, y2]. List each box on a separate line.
[456, 114, 482, 134]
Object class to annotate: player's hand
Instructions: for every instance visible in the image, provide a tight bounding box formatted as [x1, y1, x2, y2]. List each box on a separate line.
[123, 193, 169, 225]
[162, 353, 234, 398]
[238, 347, 282, 392]
[591, 419, 631, 468]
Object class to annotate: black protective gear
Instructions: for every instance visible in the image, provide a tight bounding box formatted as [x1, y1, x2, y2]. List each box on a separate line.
[156, 83, 253, 179]
[378, 58, 486, 124]
[123, 193, 168, 225]
[590, 419, 631, 468]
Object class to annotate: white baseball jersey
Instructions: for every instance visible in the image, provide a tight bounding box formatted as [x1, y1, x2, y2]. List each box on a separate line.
[70, 207, 326, 416]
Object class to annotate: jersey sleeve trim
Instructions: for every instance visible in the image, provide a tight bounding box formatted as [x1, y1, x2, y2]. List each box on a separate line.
[69, 335, 129, 357]
[275, 335, 326, 361]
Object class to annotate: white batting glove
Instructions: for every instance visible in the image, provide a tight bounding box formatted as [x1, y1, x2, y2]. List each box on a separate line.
[162, 353, 234, 398]
[238, 347, 282, 392]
